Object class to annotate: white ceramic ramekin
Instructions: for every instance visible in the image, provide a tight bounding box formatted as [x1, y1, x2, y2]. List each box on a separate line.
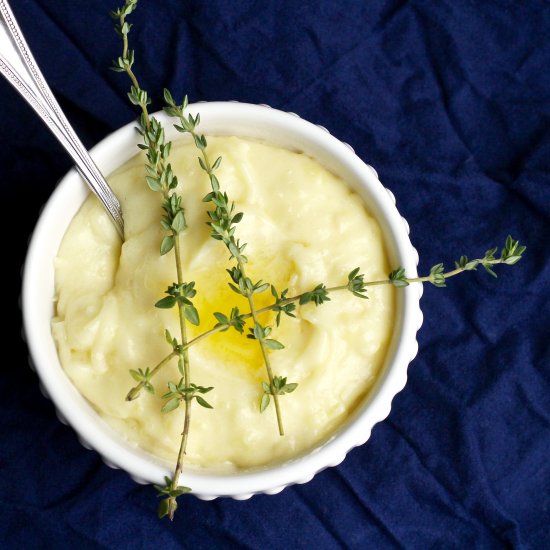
[22, 102, 422, 500]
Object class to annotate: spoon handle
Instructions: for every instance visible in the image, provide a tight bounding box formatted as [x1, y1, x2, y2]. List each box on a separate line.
[0, 0, 124, 238]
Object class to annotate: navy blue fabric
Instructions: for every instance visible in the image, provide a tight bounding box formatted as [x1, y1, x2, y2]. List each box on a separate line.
[1, 0, 549, 547]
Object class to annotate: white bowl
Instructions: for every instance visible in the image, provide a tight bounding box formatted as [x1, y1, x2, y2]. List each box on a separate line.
[22, 102, 422, 500]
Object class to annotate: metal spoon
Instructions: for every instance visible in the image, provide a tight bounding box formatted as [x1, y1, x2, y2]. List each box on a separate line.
[0, 0, 124, 239]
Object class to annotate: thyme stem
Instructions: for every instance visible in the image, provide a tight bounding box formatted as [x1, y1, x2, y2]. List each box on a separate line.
[175, 119, 285, 433]
[170, 236, 192, 519]
[117, 12, 149, 127]
[112, 0, 198, 520]
[126, 241, 525, 400]
[166, 104, 295, 433]
[239, 260, 284, 435]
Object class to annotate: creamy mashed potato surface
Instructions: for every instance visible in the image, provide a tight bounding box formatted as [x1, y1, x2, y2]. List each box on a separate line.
[52, 136, 394, 470]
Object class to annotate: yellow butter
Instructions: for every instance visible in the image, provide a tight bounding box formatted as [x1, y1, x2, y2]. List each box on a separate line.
[52, 136, 394, 470]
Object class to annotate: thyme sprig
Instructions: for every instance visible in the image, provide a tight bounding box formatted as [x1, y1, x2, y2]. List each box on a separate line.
[109, 0, 149, 127]
[111, 0, 207, 520]
[387, 235, 526, 287]
[126, 235, 525, 400]
[163, 90, 297, 436]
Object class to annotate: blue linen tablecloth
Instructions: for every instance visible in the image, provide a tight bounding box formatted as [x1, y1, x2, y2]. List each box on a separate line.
[1, 1, 549, 547]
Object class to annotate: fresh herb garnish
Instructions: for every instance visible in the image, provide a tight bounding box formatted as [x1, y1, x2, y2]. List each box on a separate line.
[111, 0, 205, 521]
[126, 236, 525, 403]
[110, 0, 526, 523]
[163, 90, 298, 436]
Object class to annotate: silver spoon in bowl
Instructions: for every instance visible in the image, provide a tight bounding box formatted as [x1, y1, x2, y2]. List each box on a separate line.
[0, 0, 124, 239]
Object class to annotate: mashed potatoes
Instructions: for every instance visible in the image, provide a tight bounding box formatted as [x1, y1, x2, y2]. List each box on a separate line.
[52, 136, 394, 470]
